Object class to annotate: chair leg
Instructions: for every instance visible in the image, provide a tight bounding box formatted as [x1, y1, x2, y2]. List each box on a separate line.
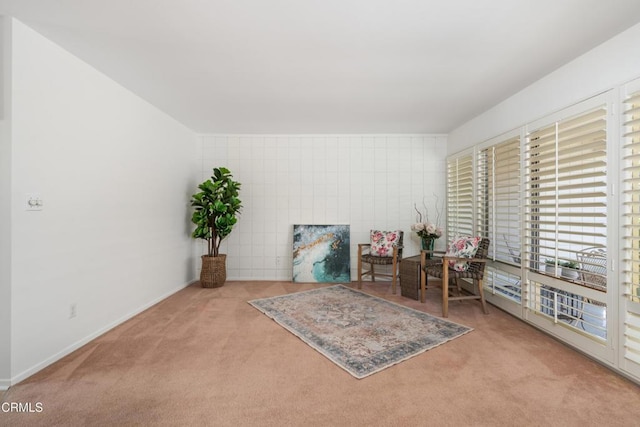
[370, 263, 375, 282]
[391, 257, 397, 295]
[477, 279, 489, 314]
[442, 263, 449, 318]
[420, 268, 427, 304]
[391, 272, 396, 294]
[357, 248, 363, 289]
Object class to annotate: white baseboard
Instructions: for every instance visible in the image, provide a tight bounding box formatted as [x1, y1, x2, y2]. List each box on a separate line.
[9, 280, 196, 387]
[0, 379, 10, 390]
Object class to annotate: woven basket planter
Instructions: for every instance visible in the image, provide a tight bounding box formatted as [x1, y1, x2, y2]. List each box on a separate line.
[200, 254, 227, 288]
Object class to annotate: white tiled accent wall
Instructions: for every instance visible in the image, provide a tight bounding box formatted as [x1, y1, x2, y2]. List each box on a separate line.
[197, 134, 447, 281]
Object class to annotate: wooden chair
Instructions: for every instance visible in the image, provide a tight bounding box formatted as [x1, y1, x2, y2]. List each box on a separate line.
[357, 231, 403, 294]
[420, 237, 490, 317]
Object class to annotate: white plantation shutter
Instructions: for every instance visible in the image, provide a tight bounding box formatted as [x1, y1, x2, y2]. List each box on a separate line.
[622, 86, 640, 375]
[447, 154, 473, 239]
[624, 312, 640, 365]
[477, 136, 521, 264]
[524, 106, 607, 285]
[623, 89, 640, 302]
[476, 149, 489, 238]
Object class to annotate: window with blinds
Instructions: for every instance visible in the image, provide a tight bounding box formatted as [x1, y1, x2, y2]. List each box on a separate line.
[623, 90, 640, 303]
[447, 154, 473, 239]
[477, 136, 522, 302]
[524, 106, 607, 287]
[477, 136, 521, 264]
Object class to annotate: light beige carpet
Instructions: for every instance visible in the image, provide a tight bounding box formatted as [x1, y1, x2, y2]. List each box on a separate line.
[2, 280, 640, 426]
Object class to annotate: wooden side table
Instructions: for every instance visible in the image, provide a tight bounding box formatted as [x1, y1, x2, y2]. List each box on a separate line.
[400, 255, 422, 300]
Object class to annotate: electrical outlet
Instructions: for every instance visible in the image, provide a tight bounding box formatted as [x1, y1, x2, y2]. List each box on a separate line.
[69, 303, 77, 319]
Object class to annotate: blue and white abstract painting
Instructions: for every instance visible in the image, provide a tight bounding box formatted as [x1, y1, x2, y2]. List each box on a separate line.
[292, 224, 351, 283]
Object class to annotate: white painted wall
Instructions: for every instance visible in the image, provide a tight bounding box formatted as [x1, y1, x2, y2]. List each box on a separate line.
[8, 19, 198, 384]
[0, 16, 12, 389]
[448, 22, 640, 153]
[198, 134, 447, 281]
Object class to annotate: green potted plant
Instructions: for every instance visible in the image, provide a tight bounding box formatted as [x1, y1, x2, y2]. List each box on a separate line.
[544, 259, 560, 275]
[561, 260, 579, 280]
[191, 167, 242, 288]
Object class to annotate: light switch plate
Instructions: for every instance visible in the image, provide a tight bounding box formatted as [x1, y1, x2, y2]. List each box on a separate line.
[26, 193, 43, 211]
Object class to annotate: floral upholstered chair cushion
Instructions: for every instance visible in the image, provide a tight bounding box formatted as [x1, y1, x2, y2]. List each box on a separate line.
[370, 230, 402, 257]
[446, 236, 482, 271]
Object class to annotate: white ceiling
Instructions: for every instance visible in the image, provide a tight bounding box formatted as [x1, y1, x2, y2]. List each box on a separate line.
[2, 0, 640, 134]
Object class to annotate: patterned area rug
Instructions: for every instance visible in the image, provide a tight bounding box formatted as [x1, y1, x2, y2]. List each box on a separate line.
[248, 285, 472, 379]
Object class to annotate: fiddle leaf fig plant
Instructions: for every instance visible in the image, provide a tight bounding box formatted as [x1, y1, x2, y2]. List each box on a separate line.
[191, 167, 242, 257]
